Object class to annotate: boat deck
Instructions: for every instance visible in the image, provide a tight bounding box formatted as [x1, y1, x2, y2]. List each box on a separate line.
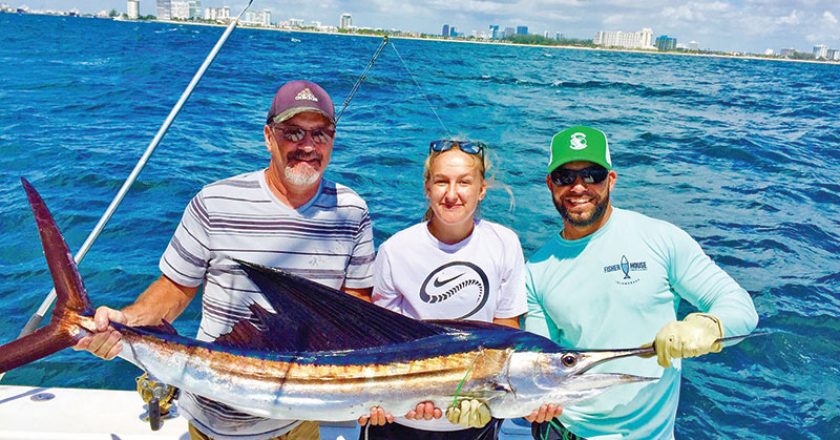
[0, 385, 532, 439]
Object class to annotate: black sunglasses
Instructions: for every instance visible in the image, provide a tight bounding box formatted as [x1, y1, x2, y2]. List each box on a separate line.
[429, 140, 486, 158]
[271, 124, 335, 145]
[550, 166, 609, 186]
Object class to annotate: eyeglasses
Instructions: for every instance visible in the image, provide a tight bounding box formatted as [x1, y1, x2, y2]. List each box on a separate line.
[550, 166, 609, 186]
[271, 124, 335, 145]
[429, 140, 486, 159]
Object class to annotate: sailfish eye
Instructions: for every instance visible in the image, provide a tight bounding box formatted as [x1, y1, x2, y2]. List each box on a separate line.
[561, 353, 577, 367]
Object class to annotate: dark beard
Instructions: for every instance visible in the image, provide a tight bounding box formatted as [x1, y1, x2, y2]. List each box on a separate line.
[553, 189, 610, 227]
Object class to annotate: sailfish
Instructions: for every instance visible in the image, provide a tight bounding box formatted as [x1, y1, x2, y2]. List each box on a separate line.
[0, 178, 658, 421]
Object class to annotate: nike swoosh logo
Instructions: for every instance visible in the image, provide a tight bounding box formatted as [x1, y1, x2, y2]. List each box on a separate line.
[433, 273, 465, 288]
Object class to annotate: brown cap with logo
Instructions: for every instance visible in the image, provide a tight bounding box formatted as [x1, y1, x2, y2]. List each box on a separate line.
[266, 80, 335, 125]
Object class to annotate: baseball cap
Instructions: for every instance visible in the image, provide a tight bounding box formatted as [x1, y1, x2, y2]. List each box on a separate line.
[266, 80, 335, 125]
[546, 126, 612, 173]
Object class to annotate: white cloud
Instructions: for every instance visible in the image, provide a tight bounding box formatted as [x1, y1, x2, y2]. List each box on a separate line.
[602, 14, 626, 25]
[823, 11, 838, 24]
[776, 10, 800, 25]
[698, 1, 730, 12]
[661, 2, 731, 23]
[663, 5, 697, 21]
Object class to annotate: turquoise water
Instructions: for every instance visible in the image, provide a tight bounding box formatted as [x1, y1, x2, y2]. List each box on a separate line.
[1, 13, 839, 438]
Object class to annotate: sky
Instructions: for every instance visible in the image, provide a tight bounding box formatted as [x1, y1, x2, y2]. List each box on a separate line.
[13, 0, 840, 53]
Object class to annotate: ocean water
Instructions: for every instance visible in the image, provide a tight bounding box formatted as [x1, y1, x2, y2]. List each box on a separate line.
[1, 13, 838, 439]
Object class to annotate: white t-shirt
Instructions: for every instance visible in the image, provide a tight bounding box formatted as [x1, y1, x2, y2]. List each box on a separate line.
[372, 218, 527, 431]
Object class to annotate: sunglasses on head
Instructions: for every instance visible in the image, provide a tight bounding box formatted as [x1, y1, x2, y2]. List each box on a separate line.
[550, 166, 609, 186]
[271, 124, 335, 145]
[429, 139, 486, 158]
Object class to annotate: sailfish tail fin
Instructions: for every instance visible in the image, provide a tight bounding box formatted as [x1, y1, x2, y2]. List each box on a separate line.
[0, 326, 79, 373]
[0, 178, 94, 373]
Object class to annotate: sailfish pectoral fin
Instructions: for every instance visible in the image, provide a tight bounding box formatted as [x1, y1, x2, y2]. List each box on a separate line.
[491, 381, 513, 393]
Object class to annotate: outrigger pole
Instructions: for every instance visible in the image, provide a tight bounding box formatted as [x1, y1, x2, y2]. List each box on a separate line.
[335, 36, 390, 124]
[0, 0, 254, 382]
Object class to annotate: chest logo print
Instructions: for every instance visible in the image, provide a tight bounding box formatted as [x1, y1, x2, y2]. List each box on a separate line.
[433, 272, 464, 287]
[603, 255, 648, 285]
[420, 261, 490, 319]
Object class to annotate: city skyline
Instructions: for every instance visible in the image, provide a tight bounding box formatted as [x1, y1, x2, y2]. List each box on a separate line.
[10, 0, 840, 54]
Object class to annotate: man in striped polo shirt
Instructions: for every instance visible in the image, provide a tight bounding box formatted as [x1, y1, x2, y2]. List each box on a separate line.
[76, 80, 375, 440]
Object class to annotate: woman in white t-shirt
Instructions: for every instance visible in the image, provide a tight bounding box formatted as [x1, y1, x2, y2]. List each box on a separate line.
[359, 140, 527, 440]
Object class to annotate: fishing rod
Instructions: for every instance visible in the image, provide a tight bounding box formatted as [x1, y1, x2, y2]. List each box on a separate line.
[0, 0, 254, 383]
[335, 36, 390, 124]
[389, 42, 450, 136]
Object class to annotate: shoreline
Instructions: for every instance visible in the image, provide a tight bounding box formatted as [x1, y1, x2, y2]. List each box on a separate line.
[11, 12, 837, 66]
[142, 18, 840, 67]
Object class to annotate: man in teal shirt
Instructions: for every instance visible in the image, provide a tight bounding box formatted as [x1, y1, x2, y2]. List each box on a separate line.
[524, 126, 759, 439]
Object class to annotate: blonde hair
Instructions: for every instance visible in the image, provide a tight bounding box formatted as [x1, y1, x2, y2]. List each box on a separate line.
[422, 145, 491, 221]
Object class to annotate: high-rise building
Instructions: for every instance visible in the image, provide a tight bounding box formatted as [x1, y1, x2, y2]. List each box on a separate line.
[489, 24, 499, 39]
[813, 44, 829, 59]
[127, 0, 139, 19]
[442, 24, 449, 37]
[503, 27, 514, 39]
[779, 48, 796, 57]
[188, 0, 200, 19]
[242, 9, 271, 26]
[450, 26, 457, 37]
[156, 0, 170, 20]
[204, 6, 230, 21]
[170, 0, 189, 19]
[595, 28, 654, 49]
[655, 35, 677, 51]
[516, 26, 528, 35]
[828, 49, 840, 61]
[688, 40, 699, 51]
[339, 13, 352, 29]
[642, 28, 654, 48]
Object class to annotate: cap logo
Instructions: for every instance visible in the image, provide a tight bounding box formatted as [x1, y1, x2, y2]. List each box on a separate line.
[294, 88, 319, 102]
[569, 132, 587, 150]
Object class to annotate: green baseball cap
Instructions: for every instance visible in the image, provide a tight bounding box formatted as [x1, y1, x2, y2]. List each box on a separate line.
[546, 126, 613, 173]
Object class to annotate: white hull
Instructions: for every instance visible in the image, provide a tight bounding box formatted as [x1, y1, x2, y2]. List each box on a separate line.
[0, 385, 534, 439]
[0, 385, 188, 440]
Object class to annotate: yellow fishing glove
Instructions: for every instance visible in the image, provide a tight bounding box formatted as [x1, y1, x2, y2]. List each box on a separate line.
[654, 313, 724, 368]
[445, 399, 491, 428]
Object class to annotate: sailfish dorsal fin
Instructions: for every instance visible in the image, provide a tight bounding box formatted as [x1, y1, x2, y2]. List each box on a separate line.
[212, 260, 451, 353]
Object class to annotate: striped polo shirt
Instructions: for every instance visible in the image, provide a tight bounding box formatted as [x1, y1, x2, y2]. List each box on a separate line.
[159, 169, 375, 439]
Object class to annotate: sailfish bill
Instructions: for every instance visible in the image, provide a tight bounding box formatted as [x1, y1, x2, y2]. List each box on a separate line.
[0, 178, 658, 421]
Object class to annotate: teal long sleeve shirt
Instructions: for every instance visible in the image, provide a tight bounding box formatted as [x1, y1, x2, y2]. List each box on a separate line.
[524, 207, 758, 439]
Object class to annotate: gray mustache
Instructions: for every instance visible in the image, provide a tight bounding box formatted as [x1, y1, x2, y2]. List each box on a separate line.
[288, 152, 322, 162]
